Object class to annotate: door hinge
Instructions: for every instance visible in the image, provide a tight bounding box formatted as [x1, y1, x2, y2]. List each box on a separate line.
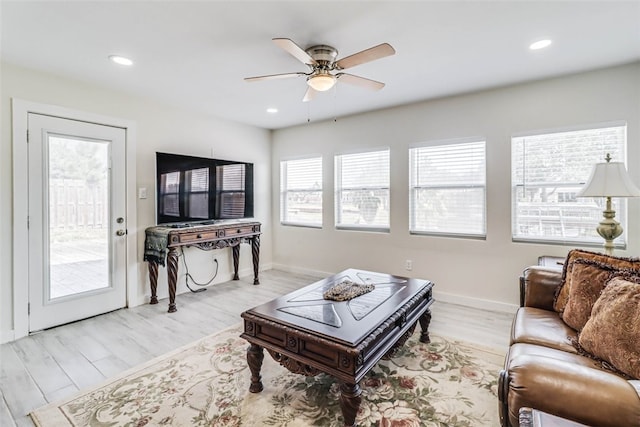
[26, 129, 29, 143]
[27, 216, 30, 229]
[28, 303, 30, 315]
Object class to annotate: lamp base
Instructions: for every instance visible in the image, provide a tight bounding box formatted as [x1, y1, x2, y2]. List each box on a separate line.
[596, 197, 623, 255]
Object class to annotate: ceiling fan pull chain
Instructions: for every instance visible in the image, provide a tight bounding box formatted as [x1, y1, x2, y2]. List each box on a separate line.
[333, 84, 338, 123]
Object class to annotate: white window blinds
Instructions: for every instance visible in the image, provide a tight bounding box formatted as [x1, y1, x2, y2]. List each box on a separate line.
[511, 123, 627, 245]
[409, 140, 486, 237]
[280, 157, 323, 227]
[335, 149, 390, 231]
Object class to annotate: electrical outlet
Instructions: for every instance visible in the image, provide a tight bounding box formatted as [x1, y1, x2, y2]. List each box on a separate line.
[405, 259, 412, 271]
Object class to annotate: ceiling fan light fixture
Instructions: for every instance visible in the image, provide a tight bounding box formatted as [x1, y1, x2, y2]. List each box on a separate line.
[307, 73, 336, 92]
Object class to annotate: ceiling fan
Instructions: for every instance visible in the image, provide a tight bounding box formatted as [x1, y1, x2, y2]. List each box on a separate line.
[245, 38, 396, 102]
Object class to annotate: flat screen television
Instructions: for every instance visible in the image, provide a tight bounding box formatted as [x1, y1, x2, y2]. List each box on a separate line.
[155, 152, 254, 225]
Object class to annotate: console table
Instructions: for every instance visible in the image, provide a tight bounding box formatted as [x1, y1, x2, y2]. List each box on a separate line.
[144, 221, 261, 312]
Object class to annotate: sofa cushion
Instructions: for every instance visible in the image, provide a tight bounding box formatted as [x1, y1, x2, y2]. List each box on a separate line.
[579, 277, 640, 379]
[554, 249, 640, 313]
[506, 354, 640, 427]
[510, 307, 577, 353]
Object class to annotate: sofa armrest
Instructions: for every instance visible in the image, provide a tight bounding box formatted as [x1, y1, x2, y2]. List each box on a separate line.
[519, 266, 562, 310]
[500, 355, 640, 427]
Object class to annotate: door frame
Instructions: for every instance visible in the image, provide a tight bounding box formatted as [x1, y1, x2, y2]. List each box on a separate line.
[12, 99, 137, 340]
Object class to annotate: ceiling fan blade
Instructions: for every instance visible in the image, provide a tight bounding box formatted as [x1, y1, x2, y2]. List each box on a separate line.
[302, 86, 318, 102]
[336, 73, 385, 90]
[335, 43, 395, 70]
[273, 38, 317, 66]
[244, 72, 307, 82]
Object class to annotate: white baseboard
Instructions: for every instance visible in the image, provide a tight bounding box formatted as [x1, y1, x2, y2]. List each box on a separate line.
[136, 262, 277, 305]
[271, 263, 519, 314]
[4, 263, 516, 345]
[433, 290, 518, 314]
[1, 329, 15, 344]
[271, 263, 333, 278]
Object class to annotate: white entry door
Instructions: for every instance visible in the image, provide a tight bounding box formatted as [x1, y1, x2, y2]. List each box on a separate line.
[28, 114, 127, 331]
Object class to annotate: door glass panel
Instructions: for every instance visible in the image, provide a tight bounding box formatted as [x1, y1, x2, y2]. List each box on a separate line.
[48, 136, 109, 300]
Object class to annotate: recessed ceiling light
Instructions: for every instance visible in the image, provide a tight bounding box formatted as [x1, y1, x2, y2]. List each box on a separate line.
[529, 39, 552, 50]
[109, 55, 134, 66]
[266, 107, 278, 114]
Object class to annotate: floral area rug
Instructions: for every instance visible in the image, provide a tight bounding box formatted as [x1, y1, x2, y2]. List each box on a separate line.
[30, 324, 504, 427]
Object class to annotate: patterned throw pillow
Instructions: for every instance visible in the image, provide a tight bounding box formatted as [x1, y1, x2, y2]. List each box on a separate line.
[579, 277, 640, 379]
[554, 249, 640, 314]
[562, 259, 618, 330]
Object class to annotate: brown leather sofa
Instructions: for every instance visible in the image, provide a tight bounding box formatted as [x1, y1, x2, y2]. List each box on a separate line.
[498, 265, 640, 427]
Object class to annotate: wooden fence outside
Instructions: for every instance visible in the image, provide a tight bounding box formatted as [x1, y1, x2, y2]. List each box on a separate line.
[49, 178, 108, 231]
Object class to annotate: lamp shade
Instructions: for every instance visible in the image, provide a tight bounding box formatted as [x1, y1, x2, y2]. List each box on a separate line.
[576, 160, 640, 198]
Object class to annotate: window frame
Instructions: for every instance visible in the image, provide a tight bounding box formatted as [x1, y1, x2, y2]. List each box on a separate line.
[280, 156, 323, 228]
[334, 148, 390, 233]
[511, 121, 628, 247]
[409, 137, 487, 239]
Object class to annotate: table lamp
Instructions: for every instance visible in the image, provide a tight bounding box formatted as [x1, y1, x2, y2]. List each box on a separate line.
[576, 153, 640, 254]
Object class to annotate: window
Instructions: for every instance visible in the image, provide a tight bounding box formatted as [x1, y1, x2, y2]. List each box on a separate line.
[280, 157, 323, 227]
[335, 149, 390, 231]
[512, 123, 627, 245]
[409, 139, 486, 237]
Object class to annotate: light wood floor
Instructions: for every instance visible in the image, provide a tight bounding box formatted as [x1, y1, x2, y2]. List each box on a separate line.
[0, 269, 513, 427]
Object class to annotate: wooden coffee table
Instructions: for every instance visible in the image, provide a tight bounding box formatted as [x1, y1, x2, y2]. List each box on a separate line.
[240, 268, 434, 427]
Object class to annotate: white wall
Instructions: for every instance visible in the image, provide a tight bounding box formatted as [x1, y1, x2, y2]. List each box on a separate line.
[271, 62, 640, 312]
[2, 61, 638, 340]
[1, 62, 272, 340]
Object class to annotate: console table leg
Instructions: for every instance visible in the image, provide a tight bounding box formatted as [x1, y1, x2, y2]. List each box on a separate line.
[148, 261, 159, 304]
[232, 244, 240, 281]
[339, 382, 362, 427]
[252, 235, 260, 285]
[167, 247, 179, 313]
[247, 344, 264, 393]
[419, 308, 432, 343]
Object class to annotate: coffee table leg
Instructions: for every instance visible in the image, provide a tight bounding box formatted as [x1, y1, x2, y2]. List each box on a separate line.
[419, 308, 432, 343]
[339, 382, 362, 427]
[247, 344, 264, 393]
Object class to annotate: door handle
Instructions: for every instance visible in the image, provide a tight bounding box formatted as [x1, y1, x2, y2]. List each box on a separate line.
[116, 229, 126, 236]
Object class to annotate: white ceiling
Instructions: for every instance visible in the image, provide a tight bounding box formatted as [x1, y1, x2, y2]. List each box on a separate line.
[2, 1, 639, 130]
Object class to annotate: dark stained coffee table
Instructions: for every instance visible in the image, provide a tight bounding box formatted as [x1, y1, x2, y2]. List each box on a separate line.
[240, 268, 434, 427]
